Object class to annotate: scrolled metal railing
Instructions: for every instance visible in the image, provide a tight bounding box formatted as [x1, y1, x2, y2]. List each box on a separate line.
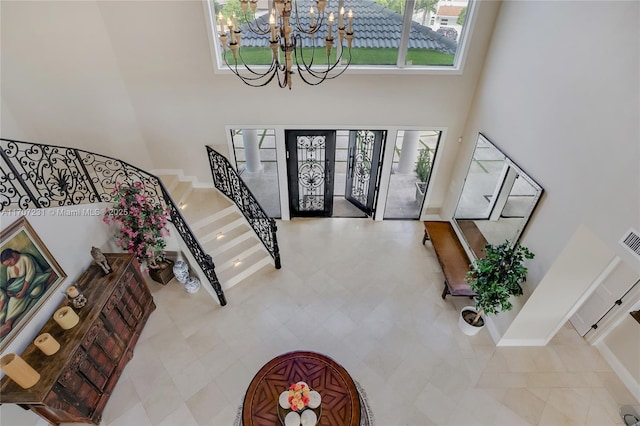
[1, 138, 227, 306]
[206, 146, 281, 269]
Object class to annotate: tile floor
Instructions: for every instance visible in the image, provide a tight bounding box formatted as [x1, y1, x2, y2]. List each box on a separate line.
[90, 219, 633, 425]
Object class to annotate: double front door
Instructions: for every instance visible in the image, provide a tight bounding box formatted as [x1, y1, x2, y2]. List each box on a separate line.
[285, 129, 385, 218]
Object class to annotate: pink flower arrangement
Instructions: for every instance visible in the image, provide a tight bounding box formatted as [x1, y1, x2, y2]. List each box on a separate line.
[288, 382, 310, 412]
[103, 182, 170, 270]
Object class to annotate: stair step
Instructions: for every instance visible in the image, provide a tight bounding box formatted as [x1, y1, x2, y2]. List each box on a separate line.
[205, 228, 255, 256]
[160, 174, 180, 193]
[214, 238, 265, 272]
[191, 206, 239, 233]
[199, 217, 246, 243]
[180, 189, 232, 224]
[171, 181, 193, 207]
[218, 251, 273, 290]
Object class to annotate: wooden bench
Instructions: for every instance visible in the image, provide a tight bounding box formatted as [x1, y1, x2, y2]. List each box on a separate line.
[423, 221, 477, 299]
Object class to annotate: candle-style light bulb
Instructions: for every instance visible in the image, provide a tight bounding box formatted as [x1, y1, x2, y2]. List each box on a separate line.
[327, 12, 334, 39]
[232, 12, 238, 31]
[339, 6, 344, 28]
[269, 11, 277, 41]
[228, 18, 236, 43]
[218, 12, 224, 31]
[309, 7, 315, 27]
[347, 9, 353, 33]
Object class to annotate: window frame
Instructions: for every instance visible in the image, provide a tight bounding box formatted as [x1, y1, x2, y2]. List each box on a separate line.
[202, 0, 477, 76]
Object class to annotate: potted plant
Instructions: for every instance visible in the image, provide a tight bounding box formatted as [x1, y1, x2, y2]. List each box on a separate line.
[103, 182, 173, 283]
[460, 241, 535, 335]
[414, 148, 432, 201]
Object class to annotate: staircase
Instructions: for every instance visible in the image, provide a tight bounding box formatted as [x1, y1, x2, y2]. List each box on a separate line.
[157, 172, 273, 290]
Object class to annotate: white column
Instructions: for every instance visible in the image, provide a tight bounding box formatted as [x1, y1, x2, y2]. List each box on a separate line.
[397, 130, 420, 174]
[243, 129, 263, 173]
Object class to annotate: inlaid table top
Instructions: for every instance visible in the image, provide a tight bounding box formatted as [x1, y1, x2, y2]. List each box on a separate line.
[242, 351, 361, 426]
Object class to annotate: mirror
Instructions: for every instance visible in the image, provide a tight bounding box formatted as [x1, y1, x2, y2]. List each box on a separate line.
[453, 133, 543, 259]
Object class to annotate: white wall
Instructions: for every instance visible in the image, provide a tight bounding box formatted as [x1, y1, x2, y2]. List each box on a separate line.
[455, 0, 640, 338]
[1, 0, 500, 213]
[0, 1, 152, 170]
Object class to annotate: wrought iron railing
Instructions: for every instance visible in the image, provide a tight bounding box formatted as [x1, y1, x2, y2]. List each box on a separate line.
[0, 138, 227, 306]
[206, 146, 281, 269]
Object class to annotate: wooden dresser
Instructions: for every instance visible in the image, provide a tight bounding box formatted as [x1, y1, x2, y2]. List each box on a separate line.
[0, 253, 155, 425]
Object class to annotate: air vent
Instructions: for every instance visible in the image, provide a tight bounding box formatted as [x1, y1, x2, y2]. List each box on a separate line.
[620, 228, 640, 260]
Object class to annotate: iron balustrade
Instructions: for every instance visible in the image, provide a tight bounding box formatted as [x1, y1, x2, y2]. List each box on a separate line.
[0, 138, 227, 306]
[206, 146, 281, 269]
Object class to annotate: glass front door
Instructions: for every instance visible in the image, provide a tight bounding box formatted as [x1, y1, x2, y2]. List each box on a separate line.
[285, 130, 336, 217]
[345, 130, 385, 216]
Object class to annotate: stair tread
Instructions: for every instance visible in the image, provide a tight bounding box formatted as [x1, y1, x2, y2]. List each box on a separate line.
[214, 239, 264, 269]
[217, 251, 272, 284]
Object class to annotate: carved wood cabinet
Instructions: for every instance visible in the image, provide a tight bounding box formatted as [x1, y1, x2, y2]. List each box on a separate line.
[0, 254, 155, 425]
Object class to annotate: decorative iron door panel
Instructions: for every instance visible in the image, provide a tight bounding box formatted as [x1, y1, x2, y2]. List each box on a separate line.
[286, 130, 336, 217]
[345, 130, 385, 216]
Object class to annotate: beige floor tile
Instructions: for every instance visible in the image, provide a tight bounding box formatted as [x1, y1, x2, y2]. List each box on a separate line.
[140, 373, 185, 424]
[101, 376, 141, 425]
[157, 403, 199, 426]
[186, 380, 232, 425]
[108, 402, 152, 426]
[414, 383, 459, 424]
[500, 387, 547, 425]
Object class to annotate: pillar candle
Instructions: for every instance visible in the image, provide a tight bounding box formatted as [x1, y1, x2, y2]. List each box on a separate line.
[53, 306, 79, 330]
[34, 333, 60, 356]
[66, 286, 79, 299]
[0, 353, 40, 389]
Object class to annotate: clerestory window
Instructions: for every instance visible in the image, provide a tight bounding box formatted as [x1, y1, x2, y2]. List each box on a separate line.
[204, 0, 474, 74]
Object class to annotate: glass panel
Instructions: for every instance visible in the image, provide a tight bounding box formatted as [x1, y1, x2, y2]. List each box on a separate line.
[348, 0, 404, 65]
[455, 137, 506, 219]
[383, 130, 439, 219]
[296, 135, 327, 211]
[211, 0, 474, 69]
[231, 128, 281, 218]
[406, 0, 469, 66]
[349, 130, 376, 205]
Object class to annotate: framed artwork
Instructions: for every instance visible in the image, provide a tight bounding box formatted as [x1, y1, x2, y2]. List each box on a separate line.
[0, 217, 67, 350]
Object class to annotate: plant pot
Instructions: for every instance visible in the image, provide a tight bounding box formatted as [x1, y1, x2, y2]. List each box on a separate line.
[149, 259, 175, 284]
[458, 306, 484, 336]
[415, 182, 427, 201]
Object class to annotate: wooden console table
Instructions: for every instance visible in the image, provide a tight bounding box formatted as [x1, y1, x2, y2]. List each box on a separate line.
[0, 254, 155, 425]
[242, 351, 361, 426]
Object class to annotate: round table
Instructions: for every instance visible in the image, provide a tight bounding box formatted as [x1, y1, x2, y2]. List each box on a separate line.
[242, 351, 361, 426]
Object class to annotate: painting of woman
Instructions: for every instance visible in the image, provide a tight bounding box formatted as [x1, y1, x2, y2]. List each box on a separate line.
[0, 217, 66, 349]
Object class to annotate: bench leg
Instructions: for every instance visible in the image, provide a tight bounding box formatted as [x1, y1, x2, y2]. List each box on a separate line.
[422, 230, 430, 245]
[441, 282, 449, 299]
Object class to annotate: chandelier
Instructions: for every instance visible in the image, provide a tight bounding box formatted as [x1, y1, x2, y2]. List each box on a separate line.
[217, 0, 355, 89]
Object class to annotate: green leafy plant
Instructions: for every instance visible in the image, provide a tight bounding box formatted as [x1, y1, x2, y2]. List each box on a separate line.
[465, 241, 535, 325]
[414, 148, 432, 183]
[103, 182, 170, 270]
